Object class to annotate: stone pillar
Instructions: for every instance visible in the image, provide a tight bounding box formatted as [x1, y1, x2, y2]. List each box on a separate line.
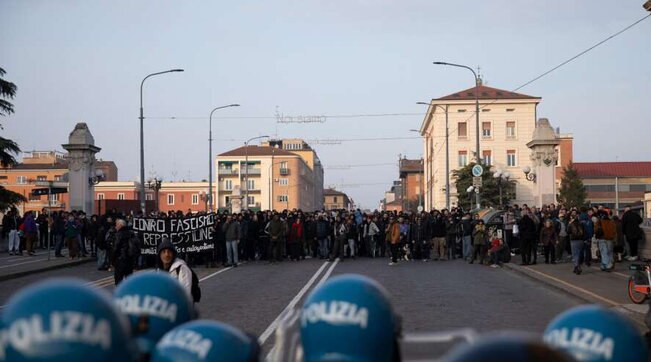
[231, 185, 243, 214]
[62, 123, 101, 214]
[526, 118, 560, 208]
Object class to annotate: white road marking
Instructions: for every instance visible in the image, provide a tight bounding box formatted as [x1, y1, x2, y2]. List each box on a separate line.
[315, 258, 339, 288]
[0, 258, 49, 269]
[263, 259, 340, 361]
[199, 266, 233, 282]
[259, 261, 330, 345]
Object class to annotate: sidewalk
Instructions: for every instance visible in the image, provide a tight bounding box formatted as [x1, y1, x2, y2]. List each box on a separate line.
[503, 254, 649, 329]
[0, 250, 93, 282]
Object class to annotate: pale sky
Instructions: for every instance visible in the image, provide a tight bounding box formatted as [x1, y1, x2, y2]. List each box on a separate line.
[2, 0, 650, 209]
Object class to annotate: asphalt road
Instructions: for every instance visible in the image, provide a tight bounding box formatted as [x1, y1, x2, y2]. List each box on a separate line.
[0, 256, 584, 359]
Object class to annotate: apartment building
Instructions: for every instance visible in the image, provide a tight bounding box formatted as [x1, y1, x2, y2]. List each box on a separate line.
[419, 82, 541, 210]
[216, 140, 324, 212]
[0, 151, 117, 214]
[323, 188, 351, 210]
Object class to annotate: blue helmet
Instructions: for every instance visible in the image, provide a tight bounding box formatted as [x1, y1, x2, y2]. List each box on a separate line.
[151, 320, 261, 362]
[1, 278, 136, 362]
[114, 271, 195, 357]
[300, 274, 400, 362]
[544, 305, 648, 362]
[444, 334, 575, 362]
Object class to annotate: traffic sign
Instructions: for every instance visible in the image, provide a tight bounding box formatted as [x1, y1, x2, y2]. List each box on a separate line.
[31, 187, 67, 196]
[417, 205, 424, 213]
[34, 181, 68, 188]
[472, 177, 483, 188]
[471, 165, 484, 177]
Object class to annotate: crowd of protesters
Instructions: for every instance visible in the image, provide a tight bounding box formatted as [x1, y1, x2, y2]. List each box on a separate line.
[0, 202, 646, 277]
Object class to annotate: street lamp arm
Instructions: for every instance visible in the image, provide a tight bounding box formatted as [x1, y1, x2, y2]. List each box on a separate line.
[140, 69, 184, 107]
[432, 62, 477, 79]
[244, 135, 270, 145]
[210, 104, 240, 119]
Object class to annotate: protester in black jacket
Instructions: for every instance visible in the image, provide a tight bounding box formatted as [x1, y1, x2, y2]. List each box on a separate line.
[112, 219, 134, 285]
[518, 211, 537, 265]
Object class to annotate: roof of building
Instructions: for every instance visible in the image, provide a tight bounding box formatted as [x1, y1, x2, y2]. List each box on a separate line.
[324, 188, 347, 196]
[399, 159, 423, 173]
[573, 162, 651, 178]
[435, 84, 540, 101]
[5, 160, 116, 171]
[218, 145, 296, 157]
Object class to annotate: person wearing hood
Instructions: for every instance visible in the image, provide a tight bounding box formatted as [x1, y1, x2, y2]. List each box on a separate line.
[157, 237, 192, 298]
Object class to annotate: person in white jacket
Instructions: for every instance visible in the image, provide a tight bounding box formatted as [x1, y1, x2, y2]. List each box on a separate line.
[157, 238, 192, 299]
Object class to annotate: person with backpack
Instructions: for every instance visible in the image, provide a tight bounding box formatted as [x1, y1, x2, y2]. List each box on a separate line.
[112, 218, 135, 285]
[157, 237, 200, 303]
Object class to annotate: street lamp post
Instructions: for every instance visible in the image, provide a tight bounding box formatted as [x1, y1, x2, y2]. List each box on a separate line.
[146, 178, 162, 212]
[208, 104, 240, 213]
[244, 135, 269, 211]
[139, 68, 184, 215]
[467, 186, 475, 210]
[417, 102, 450, 209]
[493, 169, 511, 209]
[433, 61, 481, 209]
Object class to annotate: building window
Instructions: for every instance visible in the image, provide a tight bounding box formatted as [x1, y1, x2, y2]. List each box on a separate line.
[17, 176, 27, 184]
[146, 194, 153, 201]
[482, 150, 492, 166]
[333, 196, 338, 203]
[54, 175, 61, 181]
[225, 196, 230, 205]
[49, 194, 57, 203]
[192, 194, 199, 205]
[167, 194, 175, 205]
[278, 195, 288, 202]
[458, 151, 468, 167]
[280, 161, 288, 169]
[224, 179, 232, 190]
[458, 122, 467, 138]
[117, 193, 125, 200]
[247, 179, 255, 190]
[506, 121, 516, 138]
[482, 122, 491, 138]
[36, 175, 47, 181]
[507, 150, 517, 167]
[247, 196, 255, 206]
[97, 193, 105, 200]
[279, 178, 288, 186]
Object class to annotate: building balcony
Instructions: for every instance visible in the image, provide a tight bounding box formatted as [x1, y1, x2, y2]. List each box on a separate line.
[241, 168, 261, 176]
[218, 168, 239, 176]
[279, 168, 290, 176]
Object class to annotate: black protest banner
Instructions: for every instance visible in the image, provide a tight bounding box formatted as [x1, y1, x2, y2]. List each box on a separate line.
[132, 214, 216, 255]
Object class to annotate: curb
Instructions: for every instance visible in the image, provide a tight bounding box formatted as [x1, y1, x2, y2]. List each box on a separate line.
[0, 258, 93, 282]
[502, 262, 646, 316]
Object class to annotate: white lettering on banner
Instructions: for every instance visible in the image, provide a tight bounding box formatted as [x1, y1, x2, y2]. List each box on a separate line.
[115, 295, 178, 323]
[544, 328, 614, 361]
[301, 301, 368, 329]
[135, 214, 216, 255]
[133, 218, 166, 233]
[1, 312, 111, 354]
[157, 329, 212, 359]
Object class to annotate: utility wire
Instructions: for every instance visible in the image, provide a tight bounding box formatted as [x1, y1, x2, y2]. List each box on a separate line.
[147, 112, 422, 120]
[428, 13, 651, 158]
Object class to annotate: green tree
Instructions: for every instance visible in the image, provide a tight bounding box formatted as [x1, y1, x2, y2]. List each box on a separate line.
[557, 161, 587, 209]
[452, 162, 516, 210]
[0, 67, 25, 211]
